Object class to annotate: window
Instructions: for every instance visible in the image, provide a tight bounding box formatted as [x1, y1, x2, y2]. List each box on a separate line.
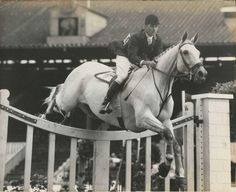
[59, 17, 78, 36]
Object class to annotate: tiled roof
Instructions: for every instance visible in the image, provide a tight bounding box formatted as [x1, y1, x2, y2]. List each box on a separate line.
[0, 0, 235, 47]
[88, 0, 236, 45]
[0, 1, 53, 47]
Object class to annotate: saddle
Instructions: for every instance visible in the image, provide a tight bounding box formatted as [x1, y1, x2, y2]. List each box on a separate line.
[94, 67, 135, 85]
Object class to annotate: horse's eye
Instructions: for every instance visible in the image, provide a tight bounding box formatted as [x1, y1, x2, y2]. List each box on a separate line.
[182, 50, 188, 55]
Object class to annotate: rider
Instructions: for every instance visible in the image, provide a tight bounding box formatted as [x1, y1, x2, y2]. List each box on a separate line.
[99, 14, 163, 114]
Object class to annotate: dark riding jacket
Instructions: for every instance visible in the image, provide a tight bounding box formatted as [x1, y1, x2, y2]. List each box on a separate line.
[114, 30, 163, 67]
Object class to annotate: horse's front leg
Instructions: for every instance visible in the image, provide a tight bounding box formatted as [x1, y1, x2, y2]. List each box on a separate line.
[135, 110, 176, 177]
[162, 119, 187, 191]
[162, 119, 184, 178]
[135, 110, 184, 179]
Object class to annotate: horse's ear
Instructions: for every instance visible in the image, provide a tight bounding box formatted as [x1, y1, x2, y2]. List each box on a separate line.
[191, 33, 198, 44]
[181, 32, 188, 42]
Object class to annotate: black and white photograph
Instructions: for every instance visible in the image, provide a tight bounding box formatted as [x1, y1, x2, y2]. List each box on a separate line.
[0, 0, 236, 191]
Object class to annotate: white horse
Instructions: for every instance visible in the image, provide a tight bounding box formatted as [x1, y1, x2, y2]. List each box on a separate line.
[43, 32, 207, 189]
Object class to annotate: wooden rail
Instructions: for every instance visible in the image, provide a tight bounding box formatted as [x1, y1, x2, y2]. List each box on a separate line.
[0, 89, 195, 191]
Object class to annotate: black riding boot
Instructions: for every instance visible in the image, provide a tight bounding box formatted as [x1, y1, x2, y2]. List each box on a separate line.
[99, 81, 121, 114]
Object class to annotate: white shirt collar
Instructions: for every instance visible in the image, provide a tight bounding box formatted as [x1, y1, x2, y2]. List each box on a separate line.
[146, 33, 153, 45]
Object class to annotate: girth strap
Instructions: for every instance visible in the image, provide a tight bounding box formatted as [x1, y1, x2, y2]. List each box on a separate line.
[117, 117, 126, 129]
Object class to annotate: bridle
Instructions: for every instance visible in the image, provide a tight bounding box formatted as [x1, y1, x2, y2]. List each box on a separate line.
[178, 42, 203, 80]
[151, 42, 203, 118]
[153, 42, 203, 80]
[125, 42, 203, 103]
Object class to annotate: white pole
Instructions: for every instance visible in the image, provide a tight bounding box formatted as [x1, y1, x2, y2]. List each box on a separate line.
[137, 138, 140, 162]
[181, 90, 185, 114]
[0, 90, 10, 191]
[87, 0, 91, 8]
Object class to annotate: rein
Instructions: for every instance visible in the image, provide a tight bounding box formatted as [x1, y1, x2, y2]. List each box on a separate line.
[124, 68, 150, 101]
[153, 66, 191, 79]
[153, 42, 202, 80]
[151, 42, 202, 118]
[125, 42, 202, 114]
[151, 68, 173, 118]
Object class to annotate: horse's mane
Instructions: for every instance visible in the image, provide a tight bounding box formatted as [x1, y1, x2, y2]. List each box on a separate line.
[154, 43, 178, 62]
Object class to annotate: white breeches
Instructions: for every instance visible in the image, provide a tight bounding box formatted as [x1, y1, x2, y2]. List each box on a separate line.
[115, 55, 133, 84]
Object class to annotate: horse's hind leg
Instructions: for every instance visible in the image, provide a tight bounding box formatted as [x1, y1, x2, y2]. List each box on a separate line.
[40, 85, 60, 119]
[39, 99, 56, 119]
[134, 106, 186, 189]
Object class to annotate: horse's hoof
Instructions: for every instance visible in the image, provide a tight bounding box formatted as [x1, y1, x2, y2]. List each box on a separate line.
[175, 176, 187, 191]
[158, 162, 171, 178]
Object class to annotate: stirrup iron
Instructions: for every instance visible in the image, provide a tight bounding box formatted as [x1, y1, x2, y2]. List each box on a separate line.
[104, 102, 112, 113]
[100, 102, 112, 114]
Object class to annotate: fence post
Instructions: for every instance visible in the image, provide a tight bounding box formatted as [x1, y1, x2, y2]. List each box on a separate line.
[145, 136, 152, 191]
[182, 91, 195, 190]
[93, 140, 110, 191]
[0, 90, 10, 191]
[24, 125, 34, 191]
[125, 140, 132, 191]
[184, 102, 194, 191]
[192, 93, 233, 192]
[47, 133, 56, 192]
[69, 138, 77, 192]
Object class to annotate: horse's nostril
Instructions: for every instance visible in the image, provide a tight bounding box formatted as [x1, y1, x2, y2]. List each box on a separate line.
[198, 71, 204, 77]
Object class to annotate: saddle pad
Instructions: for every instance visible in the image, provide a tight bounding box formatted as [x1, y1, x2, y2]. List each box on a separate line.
[95, 70, 116, 84]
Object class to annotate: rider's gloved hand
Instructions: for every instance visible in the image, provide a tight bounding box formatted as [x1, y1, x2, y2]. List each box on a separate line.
[141, 60, 157, 68]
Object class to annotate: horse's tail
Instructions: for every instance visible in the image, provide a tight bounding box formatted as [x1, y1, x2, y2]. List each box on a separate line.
[40, 84, 63, 119]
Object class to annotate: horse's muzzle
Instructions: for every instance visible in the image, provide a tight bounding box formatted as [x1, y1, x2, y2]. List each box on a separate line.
[192, 64, 207, 84]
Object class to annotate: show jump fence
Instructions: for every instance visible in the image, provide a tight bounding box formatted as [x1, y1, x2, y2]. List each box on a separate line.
[0, 89, 233, 192]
